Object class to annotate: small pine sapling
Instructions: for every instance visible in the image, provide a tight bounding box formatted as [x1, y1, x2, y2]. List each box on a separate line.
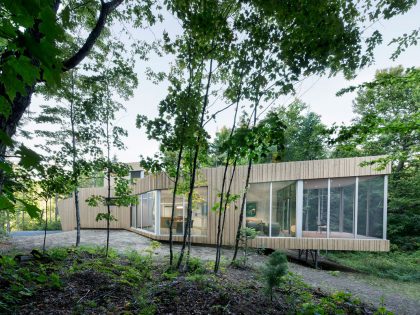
[262, 250, 288, 301]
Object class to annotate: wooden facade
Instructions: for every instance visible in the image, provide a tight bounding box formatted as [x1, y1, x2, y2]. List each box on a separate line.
[58, 156, 391, 251]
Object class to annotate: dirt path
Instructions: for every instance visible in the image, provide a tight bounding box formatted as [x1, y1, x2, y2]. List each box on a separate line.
[4, 229, 420, 315]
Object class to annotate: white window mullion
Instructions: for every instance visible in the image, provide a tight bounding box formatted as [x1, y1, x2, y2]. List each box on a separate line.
[354, 177, 359, 239]
[327, 179, 331, 238]
[140, 195, 143, 229]
[296, 180, 303, 238]
[269, 182, 272, 237]
[156, 191, 160, 235]
[383, 175, 388, 240]
[182, 196, 186, 234]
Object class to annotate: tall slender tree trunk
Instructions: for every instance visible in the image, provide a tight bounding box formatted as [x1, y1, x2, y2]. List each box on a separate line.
[70, 72, 81, 246]
[106, 167, 111, 257]
[6, 210, 10, 235]
[105, 91, 111, 258]
[49, 198, 52, 223]
[43, 200, 48, 253]
[169, 145, 183, 266]
[177, 58, 214, 270]
[55, 193, 59, 222]
[74, 188, 80, 243]
[232, 102, 258, 263]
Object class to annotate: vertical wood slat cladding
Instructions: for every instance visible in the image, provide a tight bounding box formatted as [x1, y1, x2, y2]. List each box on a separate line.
[58, 156, 391, 251]
[58, 187, 131, 230]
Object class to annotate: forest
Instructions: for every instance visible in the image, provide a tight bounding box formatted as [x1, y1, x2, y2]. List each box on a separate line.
[0, 0, 419, 314]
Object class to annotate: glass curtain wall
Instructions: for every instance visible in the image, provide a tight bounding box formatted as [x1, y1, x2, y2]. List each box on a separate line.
[272, 181, 296, 237]
[246, 176, 385, 240]
[131, 204, 136, 228]
[245, 183, 270, 236]
[132, 188, 208, 236]
[136, 195, 142, 229]
[190, 187, 208, 236]
[245, 182, 296, 237]
[357, 176, 384, 239]
[159, 190, 184, 235]
[303, 179, 328, 238]
[330, 178, 356, 238]
[142, 191, 156, 233]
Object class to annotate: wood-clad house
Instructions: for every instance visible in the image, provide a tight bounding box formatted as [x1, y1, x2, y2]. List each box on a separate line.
[58, 156, 391, 251]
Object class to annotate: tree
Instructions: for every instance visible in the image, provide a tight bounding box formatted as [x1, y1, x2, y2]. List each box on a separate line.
[35, 71, 102, 246]
[85, 72, 136, 257]
[334, 67, 419, 171]
[260, 100, 329, 163]
[333, 67, 420, 250]
[0, 0, 156, 223]
[137, 43, 205, 266]
[135, 0, 418, 270]
[207, 127, 231, 167]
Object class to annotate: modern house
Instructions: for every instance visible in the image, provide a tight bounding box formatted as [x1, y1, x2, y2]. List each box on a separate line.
[58, 156, 390, 251]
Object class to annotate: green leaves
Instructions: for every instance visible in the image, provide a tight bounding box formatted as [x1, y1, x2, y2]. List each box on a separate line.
[0, 195, 14, 211]
[333, 67, 420, 171]
[0, 130, 13, 147]
[16, 199, 41, 219]
[0, 0, 63, 110]
[96, 212, 117, 222]
[16, 145, 43, 169]
[86, 195, 102, 207]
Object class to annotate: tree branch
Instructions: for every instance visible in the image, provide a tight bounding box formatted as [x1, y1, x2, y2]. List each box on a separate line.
[62, 0, 123, 71]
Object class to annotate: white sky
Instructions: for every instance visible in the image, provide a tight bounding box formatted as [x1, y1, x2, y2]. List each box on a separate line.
[27, 4, 420, 163]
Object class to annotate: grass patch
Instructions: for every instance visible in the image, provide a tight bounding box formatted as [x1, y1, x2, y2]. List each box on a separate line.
[325, 250, 420, 282]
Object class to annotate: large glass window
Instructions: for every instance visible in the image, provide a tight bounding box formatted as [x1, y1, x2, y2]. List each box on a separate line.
[303, 179, 328, 238]
[131, 204, 136, 228]
[156, 187, 208, 236]
[244, 176, 386, 240]
[357, 176, 384, 239]
[330, 178, 356, 238]
[136, 195, 142, 229]
[246, 182, 296, 237]
[142, 191, 156, 233]
[272, 182, 296, 237]
[191, 187, 208, 236]
[245, 183, 270, 236]
[160, 190, 184, 235]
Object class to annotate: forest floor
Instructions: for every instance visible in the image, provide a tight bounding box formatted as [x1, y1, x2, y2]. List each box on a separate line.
[2, 229, 419, 314]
